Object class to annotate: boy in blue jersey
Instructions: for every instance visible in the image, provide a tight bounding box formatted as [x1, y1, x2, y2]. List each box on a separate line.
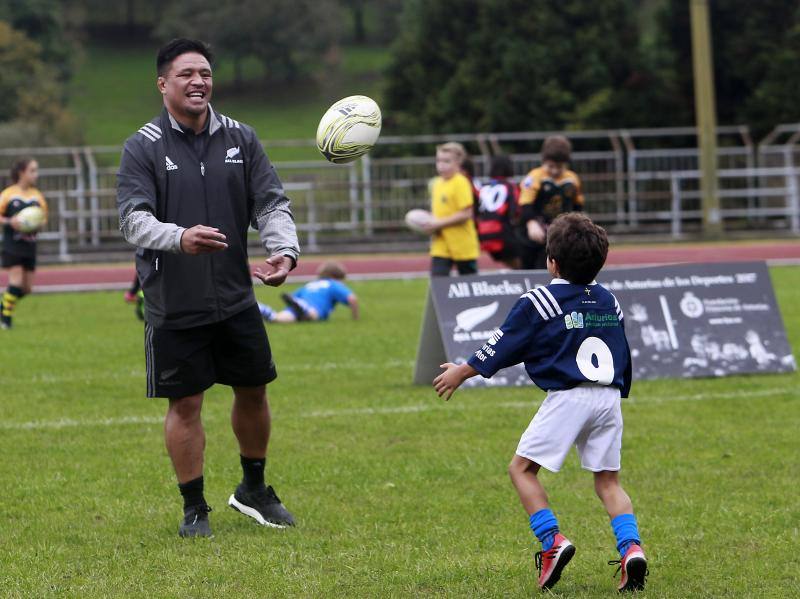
[433, 213, 647, 592]
[258, 261, 358, 323]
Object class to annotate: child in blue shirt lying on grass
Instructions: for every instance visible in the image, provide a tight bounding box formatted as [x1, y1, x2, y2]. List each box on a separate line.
[258, 261, 359, 323]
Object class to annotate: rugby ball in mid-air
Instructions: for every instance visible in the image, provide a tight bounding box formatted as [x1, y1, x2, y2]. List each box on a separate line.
[316, 95, 382, 164]
[14, 205, 45, 233]
[404, 209, 433, 233]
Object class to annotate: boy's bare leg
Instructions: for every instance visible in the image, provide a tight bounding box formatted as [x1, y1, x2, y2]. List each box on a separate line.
[509, 454, 574, 589]
[508, 454, 549, 513]
[596, 470, 647, 590]
[273, 309, 297, 323]
[273, 308, 319, 323]
[593, 470, 634, 517]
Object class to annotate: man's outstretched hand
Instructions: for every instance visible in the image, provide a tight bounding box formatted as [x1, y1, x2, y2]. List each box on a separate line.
[254, 255, 293, 287]
[180, 225, 228, 255]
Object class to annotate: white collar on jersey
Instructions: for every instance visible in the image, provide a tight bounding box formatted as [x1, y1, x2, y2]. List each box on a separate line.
[167, 104, 222, 135]
[550, 278, 597, 285]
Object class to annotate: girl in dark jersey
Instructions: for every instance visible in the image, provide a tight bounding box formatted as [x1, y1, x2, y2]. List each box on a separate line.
[0, 158, 47, 329]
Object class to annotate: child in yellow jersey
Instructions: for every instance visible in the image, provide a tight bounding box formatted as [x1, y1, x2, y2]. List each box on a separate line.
[423, 142, 480, 277]
[0, 158, 47, 329]
[516, 136, 584, 270]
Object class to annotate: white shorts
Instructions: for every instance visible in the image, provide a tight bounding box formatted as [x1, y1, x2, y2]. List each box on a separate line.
[515, 385, 623, 473]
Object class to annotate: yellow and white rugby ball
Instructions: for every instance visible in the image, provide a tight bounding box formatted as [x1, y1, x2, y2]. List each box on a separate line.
[316, 95, 382, 164]
[14, 205, 45, 233]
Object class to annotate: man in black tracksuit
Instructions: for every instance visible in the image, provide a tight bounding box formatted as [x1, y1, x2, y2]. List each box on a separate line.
[117, 39, 299, 537]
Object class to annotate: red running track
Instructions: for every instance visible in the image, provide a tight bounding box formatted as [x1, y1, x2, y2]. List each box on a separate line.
[3, 241, 800, 292]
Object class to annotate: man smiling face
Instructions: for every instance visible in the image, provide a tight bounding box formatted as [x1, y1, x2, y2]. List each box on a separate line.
[158, 51, 213, 123]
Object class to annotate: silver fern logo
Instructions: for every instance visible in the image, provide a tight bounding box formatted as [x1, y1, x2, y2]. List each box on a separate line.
[225, 146, 243, 164]
[454, 302, 500, 332]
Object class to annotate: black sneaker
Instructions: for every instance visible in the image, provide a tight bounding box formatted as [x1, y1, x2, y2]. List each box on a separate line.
[280, 293, 311, 321]
[0, 314, 11, 329]
[228, 484, 295, 528]
[179, 504, 213, 538]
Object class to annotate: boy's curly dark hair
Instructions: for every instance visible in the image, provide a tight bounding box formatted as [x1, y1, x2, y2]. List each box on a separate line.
[545, 213, 608, 284]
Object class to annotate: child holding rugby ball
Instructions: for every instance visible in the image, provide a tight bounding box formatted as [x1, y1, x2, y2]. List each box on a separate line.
[422, 142, 480, 277]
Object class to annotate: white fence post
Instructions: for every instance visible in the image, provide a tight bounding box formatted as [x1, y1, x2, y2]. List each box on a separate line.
[361, 154, 373, 236]
[670, 174, 682, 238]
[58, 191, 70, 261]
[307, 187, 319, 252]
[69, 149, 87, 247]
[348, 161, 359, 230]
[84, 148, 100, 246]
[787, 166, 800, 234]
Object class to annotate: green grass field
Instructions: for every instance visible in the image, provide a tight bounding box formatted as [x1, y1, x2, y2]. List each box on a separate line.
[68, 42, 389, 160]
[1, 268, 799, 597]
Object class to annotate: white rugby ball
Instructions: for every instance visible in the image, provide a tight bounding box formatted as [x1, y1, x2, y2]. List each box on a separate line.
[404, 208, 433, 233]
[14, 205, 45, 233]
[316, 95, 382, 164]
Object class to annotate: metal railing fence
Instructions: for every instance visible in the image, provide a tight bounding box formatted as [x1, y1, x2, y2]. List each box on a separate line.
[1, 124, 798, 262]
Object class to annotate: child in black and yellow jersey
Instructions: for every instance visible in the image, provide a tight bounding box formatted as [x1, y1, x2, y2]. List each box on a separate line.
[517, 136, 584, 270]
[0, 158, 47, 329]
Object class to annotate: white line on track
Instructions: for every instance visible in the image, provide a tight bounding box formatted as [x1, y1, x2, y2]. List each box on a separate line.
[0, 386, 795, 431]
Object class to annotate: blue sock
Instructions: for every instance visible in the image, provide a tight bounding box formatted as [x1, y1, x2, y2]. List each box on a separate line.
[529, 508, 559, 551]
[611, 513, 641, 557]
[258, 302, 275, 321]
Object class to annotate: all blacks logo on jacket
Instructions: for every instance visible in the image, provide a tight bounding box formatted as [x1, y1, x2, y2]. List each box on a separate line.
[225, 146, 243, 164]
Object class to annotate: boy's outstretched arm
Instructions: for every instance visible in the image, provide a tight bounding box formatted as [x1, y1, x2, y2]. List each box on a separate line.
[433, 362, 478, 400]
[347, 294, 359, 320]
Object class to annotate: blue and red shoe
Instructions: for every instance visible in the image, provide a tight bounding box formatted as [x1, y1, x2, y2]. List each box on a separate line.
[535, 532, 575, 590]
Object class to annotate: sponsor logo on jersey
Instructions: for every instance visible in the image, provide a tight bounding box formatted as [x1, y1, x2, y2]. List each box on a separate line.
[565, 312, 621, 330]
[225, 146, 243, 164]
[165, 156, 179, 171]
[565, 312, 584, 329]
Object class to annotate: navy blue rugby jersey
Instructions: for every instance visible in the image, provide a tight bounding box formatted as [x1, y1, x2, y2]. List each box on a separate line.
[467, 279, 632, 397]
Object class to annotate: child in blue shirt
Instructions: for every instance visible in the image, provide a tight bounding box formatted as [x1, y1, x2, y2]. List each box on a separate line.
[258, 261, 358, 323]
[433, 213, 647, 592]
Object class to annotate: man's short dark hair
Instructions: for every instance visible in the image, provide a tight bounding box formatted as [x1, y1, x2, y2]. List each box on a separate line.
[541, 135, 572, 164]
[157, 38, 213, 77]
[545, 213, 608, 284]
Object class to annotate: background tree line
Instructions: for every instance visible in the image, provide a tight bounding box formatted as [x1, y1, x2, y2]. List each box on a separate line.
[384, 0, 800, 137]
[0, 0, 798, 145]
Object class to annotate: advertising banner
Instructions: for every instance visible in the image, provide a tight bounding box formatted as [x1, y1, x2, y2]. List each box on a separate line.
[413, 262, 796, 387]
